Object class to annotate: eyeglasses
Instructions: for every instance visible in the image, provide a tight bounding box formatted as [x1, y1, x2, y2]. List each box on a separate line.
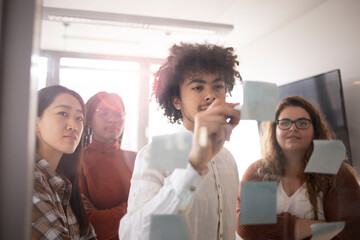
[96, 108, 126, 121]
[276, 118, 312, 130]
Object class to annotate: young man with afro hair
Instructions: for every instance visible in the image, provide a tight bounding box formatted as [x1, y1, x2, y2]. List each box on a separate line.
[120, 42, 242, 240]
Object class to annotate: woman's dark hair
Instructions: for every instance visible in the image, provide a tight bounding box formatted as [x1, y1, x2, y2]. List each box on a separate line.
[37, 85, 90, 235]
[153, 42, 242, 124]
[83, 91, 125, 147]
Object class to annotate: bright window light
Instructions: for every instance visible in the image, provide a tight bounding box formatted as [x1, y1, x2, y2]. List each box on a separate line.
[226, 83, 261, 181]
[59, 58, 140, 151]
[37, 57, 48, 90]
[224, 120, 261, 181]
[60, 57, 140, 71]
[148, 64, 182, 141]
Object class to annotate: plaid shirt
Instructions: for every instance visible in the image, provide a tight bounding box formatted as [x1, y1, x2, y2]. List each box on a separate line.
[32, 158, 96, 240]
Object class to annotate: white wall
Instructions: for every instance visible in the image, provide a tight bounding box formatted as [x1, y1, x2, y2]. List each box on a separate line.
[237, 0, 360, 172]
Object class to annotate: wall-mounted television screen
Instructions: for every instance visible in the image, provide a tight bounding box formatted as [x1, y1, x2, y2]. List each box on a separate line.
[277, 69, 352, 164]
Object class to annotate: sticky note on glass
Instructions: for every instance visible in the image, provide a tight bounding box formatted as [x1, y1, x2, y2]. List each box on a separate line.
[238, 81, 277, 122]
[304, 140, 346, 174]
[311, 221, 345, 240]
[240, 181, 277, 225]
[149, 132, 192, 170]
[150, 214, 191, 240]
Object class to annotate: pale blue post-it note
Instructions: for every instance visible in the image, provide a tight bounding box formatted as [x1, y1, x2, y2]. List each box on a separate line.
[150, 214, 191, 240]
[149, 132, 192, 170]
[240, 181, 277, 225]
[304, 140, 346, 174]
[239, 81, 277, 122]
[311, 221, 345, 240]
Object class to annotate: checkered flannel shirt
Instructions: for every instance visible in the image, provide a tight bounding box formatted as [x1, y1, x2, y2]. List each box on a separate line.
[32, 158, 96, 240]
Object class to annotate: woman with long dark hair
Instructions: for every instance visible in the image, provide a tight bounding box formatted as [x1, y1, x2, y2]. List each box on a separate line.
[80, 92, 136, 240]
[32, 85, 95, 239]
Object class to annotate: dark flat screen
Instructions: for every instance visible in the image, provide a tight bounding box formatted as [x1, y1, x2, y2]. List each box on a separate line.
[277, 69, 352, 164]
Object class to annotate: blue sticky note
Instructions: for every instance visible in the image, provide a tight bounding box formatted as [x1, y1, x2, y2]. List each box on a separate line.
[240, 181, 277, 225]
[304, 140, 346, 174]
[311, 221, 345, 240]
[149, 132, 192, 170]
[239, 81, 278, 122]
[150, 214, 191, 240]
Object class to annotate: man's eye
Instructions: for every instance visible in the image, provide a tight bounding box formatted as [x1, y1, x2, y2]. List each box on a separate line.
[77, 116, 84, 121]
[215, 84, 224, 89]
[192, 86, 203, 90]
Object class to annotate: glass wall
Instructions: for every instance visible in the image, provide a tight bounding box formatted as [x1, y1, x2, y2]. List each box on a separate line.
[40, 52, 261, 180]
[59, 57, 140, 151]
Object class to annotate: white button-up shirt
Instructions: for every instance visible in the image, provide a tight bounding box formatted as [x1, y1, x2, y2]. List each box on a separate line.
[119, 140, 239, 240]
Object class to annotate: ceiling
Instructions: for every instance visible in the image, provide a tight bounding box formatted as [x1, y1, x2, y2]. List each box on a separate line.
[41, 0, 329, 59]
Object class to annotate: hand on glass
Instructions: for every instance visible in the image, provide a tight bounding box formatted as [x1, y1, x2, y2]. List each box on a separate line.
[189, 99, 240, 173]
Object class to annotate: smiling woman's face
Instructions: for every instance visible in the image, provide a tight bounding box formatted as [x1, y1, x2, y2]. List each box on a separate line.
[276, 106, 314, 154]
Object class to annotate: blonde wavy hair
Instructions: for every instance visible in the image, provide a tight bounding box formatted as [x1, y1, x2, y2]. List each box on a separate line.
[258, 95, 353, 220]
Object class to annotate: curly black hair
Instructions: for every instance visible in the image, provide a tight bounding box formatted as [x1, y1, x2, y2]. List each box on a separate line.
[152, 42, 242, 124]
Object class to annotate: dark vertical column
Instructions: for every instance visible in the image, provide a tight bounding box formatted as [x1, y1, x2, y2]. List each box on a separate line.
[0, 0, 42, 239]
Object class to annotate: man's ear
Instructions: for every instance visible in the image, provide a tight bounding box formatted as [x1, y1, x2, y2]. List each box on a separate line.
[172, 96, 182, 110]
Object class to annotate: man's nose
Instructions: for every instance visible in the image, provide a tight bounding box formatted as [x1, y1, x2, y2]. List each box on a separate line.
[204, 90, 216, 102]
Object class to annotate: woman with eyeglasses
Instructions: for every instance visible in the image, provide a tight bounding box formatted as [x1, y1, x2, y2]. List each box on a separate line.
[237, 96, 360, 240]
[80, 92, 136, 240]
